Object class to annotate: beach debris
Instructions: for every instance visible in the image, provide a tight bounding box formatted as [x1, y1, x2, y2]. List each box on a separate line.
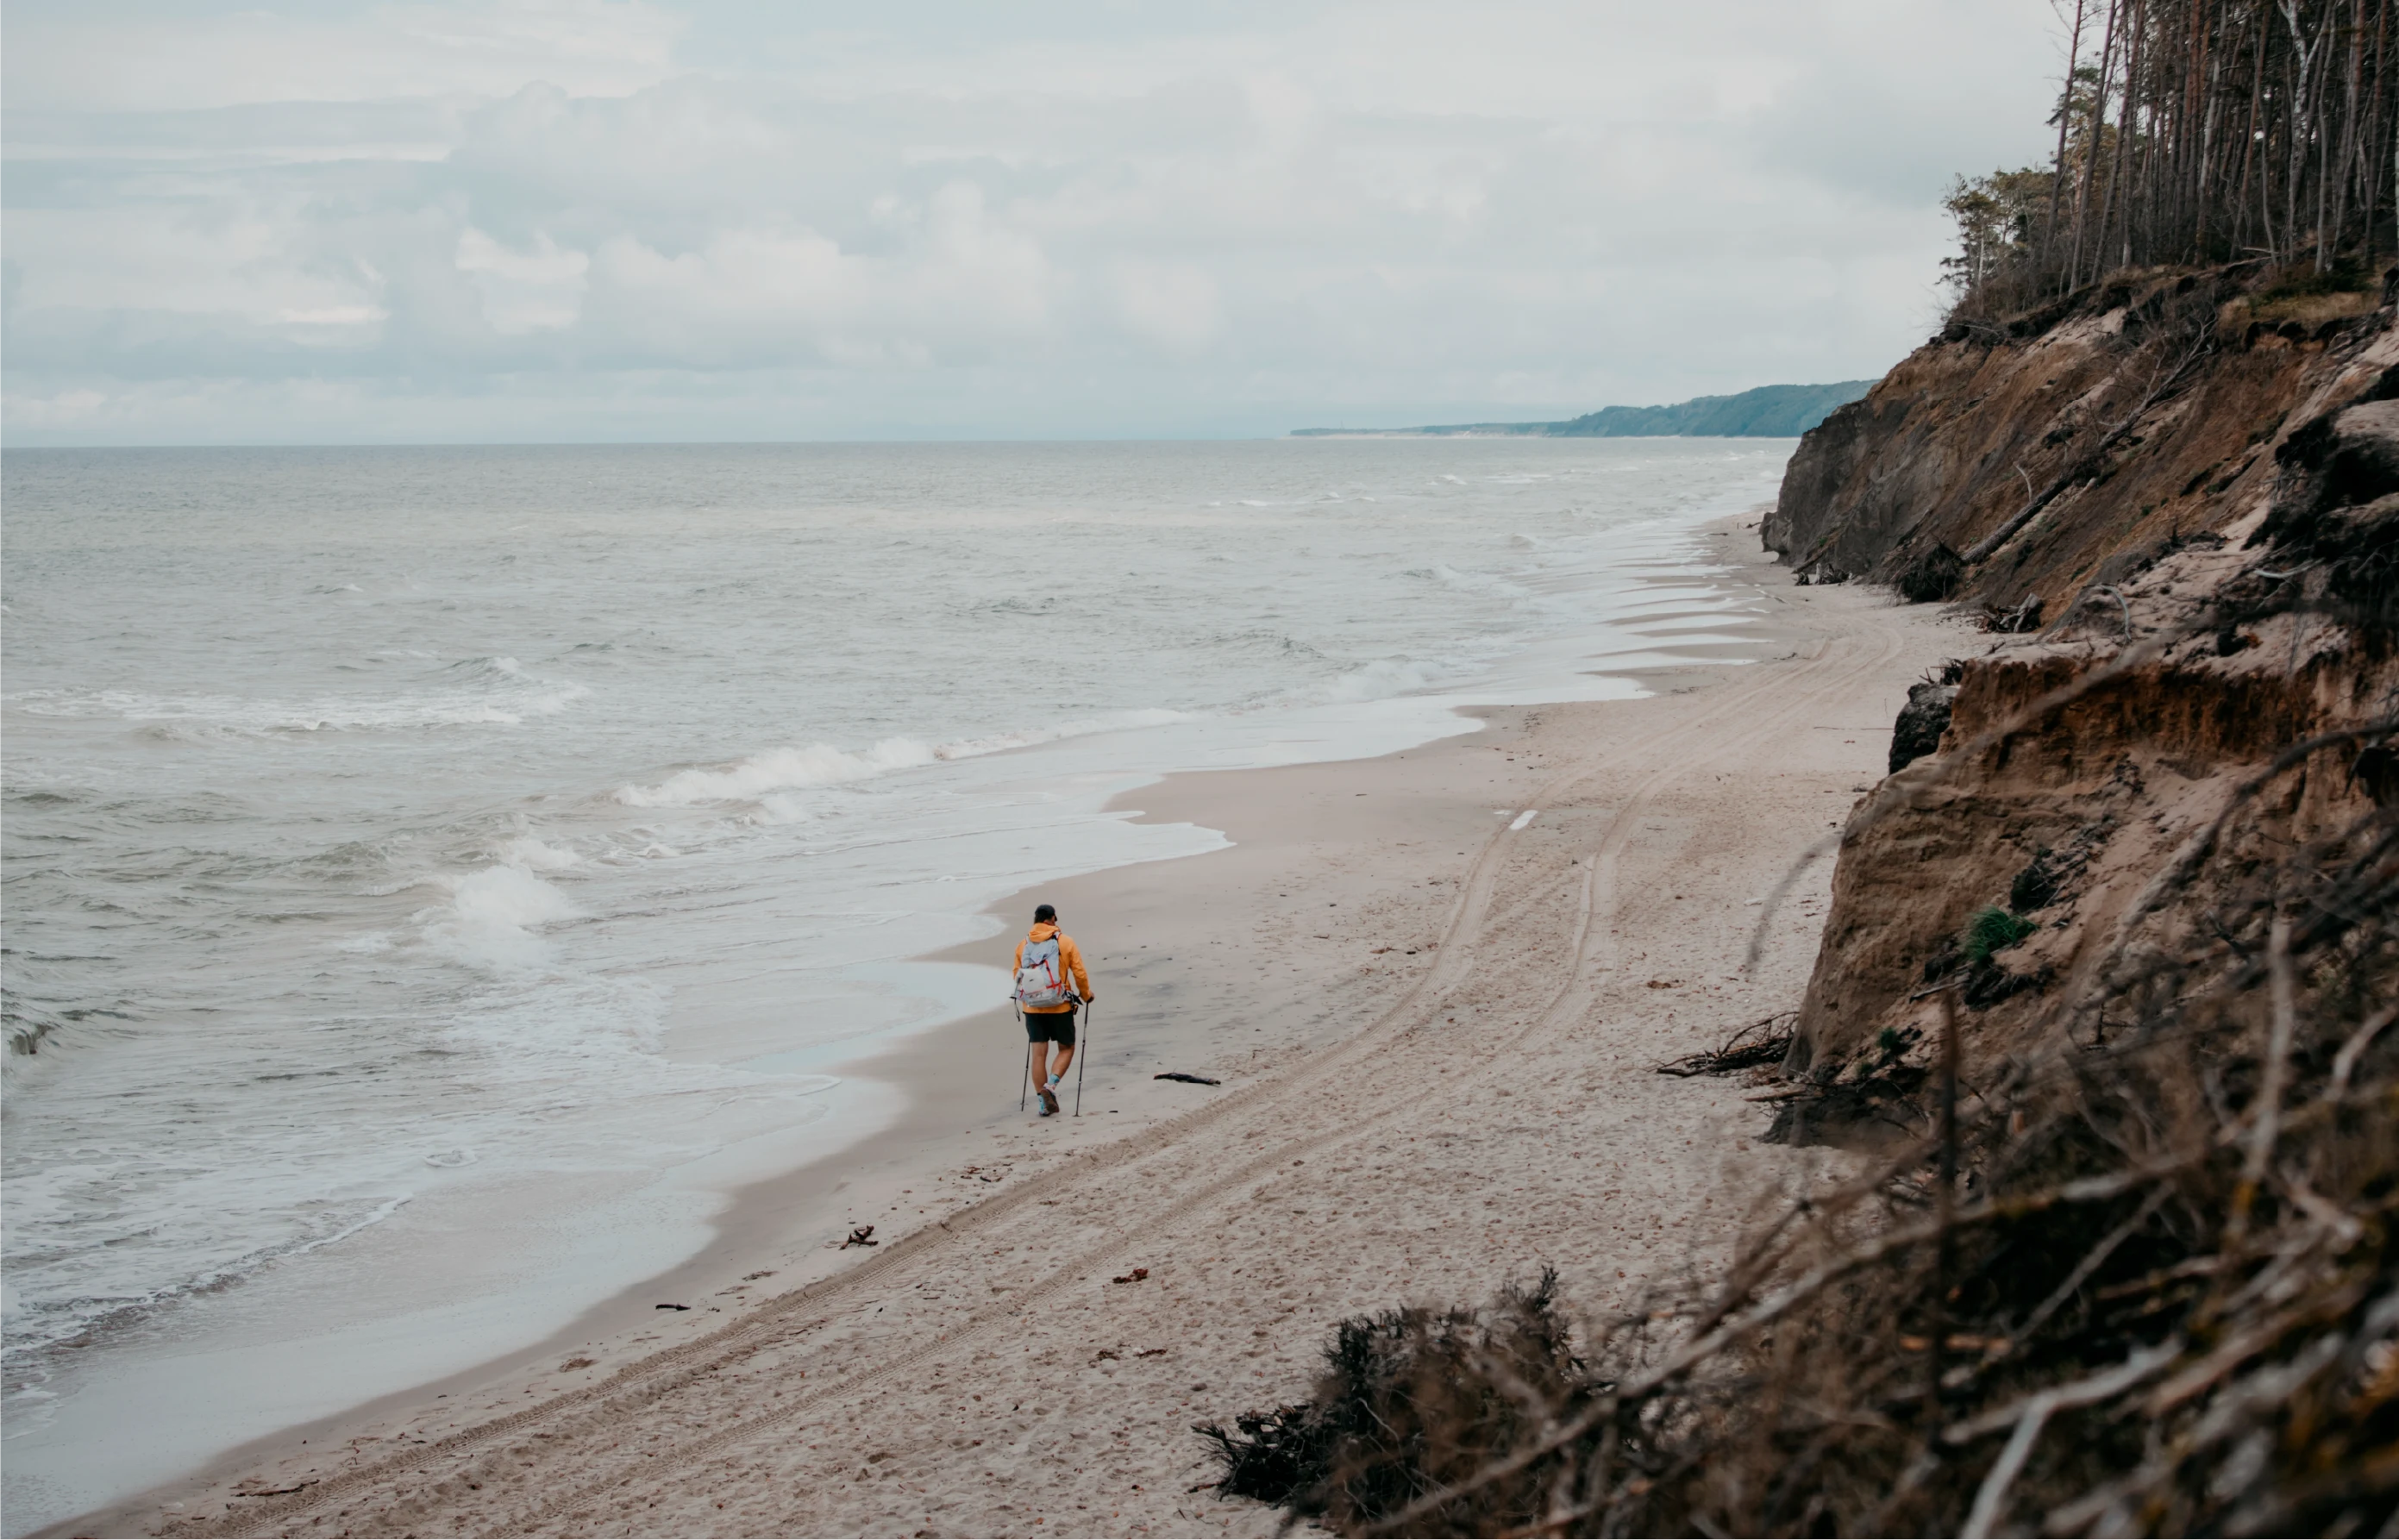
[1198, 1271, 1573, 1513]
[742, 1270, 774, 1281]
[655, 1302, 691, 1311]
[1093, 1349, 1121, 1363]
[1155, 1072, 1220, 1086]
[1655, 1013, 1798, 1078]
[560, 1355, 596, 1371]
[1644, 978, 1682, 989]
[1895, 542, 1965, 604]
[1138, 1348, 1170, 1358]
[1112, 1267, 1150, 1284]
[1196, 1404, 1327, 1502]
[1981, 592, 2045, 633]
[843, 1225, 878, 1248]
[230, 1479, 318, 1499]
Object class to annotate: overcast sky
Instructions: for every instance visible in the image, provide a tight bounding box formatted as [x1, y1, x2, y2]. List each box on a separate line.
[3, 1, 2064, 445]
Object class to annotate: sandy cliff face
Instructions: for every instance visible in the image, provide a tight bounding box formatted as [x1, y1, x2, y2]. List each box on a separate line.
[1764, 266, 2394, 609]
[1773, 266, 2397, 1090]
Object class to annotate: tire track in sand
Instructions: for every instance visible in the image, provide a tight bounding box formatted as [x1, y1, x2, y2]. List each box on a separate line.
[500, 619, 1905, 1538]
[514, 617, 1909, 1537]
[189, 611, 1900, 1539]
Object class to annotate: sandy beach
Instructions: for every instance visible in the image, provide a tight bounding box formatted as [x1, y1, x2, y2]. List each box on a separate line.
[91, 525, 1964, 1539]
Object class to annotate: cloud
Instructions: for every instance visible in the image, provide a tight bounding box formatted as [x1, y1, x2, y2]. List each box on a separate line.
[457, 228, 589, 335]
[2, 1, 686, 112]
[5, 386, 110, 429]
[2, 0, 2064, 443]
[1109, 262, 1221, 354]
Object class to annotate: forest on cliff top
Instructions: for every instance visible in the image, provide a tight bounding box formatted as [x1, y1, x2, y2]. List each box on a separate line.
[1945, 0, 2394, 315]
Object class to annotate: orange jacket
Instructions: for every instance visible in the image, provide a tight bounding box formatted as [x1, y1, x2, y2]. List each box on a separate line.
[1012, 922, 1092, 1013]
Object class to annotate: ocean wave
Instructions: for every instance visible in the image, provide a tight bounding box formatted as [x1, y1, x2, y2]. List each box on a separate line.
[423, 864, 578, 972]
[3, 1001, 68, 1063]
[1324, 656, 1451, 701]
[1205, 628, 1331, 662]
[935, 708, 1184, 760]
[617, 740, 940, 807]
[1436, 562, 1531, 598]
[1, 1190, 414, 1372]
[492, 834, 580, 872]
[11, 663, 590, 736]
[618, 711, 1189, 811]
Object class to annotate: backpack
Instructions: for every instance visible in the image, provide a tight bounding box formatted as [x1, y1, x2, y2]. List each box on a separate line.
[1015, 935, 1072, 1009]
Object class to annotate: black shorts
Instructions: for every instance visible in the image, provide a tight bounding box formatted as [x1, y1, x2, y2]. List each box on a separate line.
[1024, 1009, 1076, 1046]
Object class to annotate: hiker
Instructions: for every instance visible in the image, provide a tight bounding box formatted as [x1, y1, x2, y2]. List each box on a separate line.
[1013, 903, 1092, 1117]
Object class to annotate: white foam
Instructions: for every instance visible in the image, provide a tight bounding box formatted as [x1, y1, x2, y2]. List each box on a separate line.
[1323, 656, 1450, 702]
[619, 712, 1191, 811]
[12, 676, 590, 734]
[617, 740, 938, 806]
[494, 835, 579, 872]
[2, 1164, 113, 1230]
[933, 708, 1186, 761]
[425, 866, 577, 971]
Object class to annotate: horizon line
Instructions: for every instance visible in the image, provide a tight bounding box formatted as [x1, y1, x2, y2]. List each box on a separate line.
[0, 430, 1810, 453]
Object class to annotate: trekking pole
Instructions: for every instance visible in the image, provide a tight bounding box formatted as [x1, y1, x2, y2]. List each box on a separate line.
[1074, 1000, 1090, 1117]
[1017, 1005, 1030, 1112]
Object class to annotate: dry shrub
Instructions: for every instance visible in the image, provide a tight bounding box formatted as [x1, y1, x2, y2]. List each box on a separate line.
[1197, 1272, 1585, 1531]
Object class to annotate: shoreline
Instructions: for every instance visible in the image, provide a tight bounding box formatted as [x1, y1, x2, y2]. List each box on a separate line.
[72, 516, 1963, 1539]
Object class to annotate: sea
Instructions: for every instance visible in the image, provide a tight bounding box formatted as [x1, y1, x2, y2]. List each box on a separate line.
[0, 437, 1793, 1527]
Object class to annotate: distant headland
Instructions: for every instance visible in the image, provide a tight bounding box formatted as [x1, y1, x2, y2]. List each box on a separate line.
[1290, 379, 1874, 439]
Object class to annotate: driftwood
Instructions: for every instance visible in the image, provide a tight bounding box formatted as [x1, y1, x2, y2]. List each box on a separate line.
[1961, 337, 2215, 566]
[1653, 1014, 1798, 1078]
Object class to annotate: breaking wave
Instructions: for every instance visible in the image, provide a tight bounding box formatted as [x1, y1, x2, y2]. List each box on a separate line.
[11, 657, 587, 736]
[615, 710, 1188, 809]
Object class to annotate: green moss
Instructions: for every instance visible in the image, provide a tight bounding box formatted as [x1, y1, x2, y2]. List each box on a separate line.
[1964, 905, 2037, 964]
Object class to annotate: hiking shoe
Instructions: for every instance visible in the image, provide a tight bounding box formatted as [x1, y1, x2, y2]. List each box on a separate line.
[1039, 1086, 1060, 1117]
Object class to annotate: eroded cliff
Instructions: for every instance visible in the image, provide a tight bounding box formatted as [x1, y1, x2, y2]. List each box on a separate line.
[1774, 262, 2397, 1095]
[1765, 264, 2394, 612]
